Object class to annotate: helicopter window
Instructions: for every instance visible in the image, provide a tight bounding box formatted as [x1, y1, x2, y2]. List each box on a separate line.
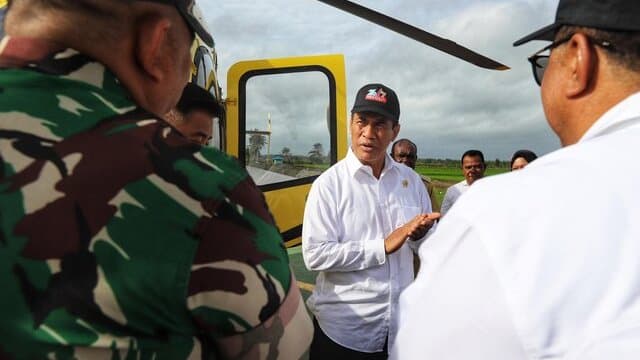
[243, 71, 332, 186]
[207, 115, 224, 151]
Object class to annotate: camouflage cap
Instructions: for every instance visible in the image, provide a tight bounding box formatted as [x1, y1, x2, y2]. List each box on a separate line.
[140, 0, 214, 47]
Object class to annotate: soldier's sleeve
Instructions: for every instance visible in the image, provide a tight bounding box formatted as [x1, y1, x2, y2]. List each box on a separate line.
[427, 181, 440, 213]
[185, 165, 312, 359]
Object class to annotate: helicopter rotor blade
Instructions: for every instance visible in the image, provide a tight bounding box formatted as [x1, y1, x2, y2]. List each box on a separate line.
[315, 0, 509, 71]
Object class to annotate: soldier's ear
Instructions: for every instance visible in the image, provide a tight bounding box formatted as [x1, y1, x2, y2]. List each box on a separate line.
[135, 15, 172, 83]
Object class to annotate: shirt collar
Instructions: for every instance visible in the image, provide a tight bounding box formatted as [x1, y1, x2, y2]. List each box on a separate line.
[580, 91, 640, 142]
[345, 146, 401, 178]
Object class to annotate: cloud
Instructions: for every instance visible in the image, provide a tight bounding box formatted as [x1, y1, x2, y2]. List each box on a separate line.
[201, 0, 559, 160]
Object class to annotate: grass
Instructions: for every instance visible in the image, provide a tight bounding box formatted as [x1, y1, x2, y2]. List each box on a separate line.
[414, 166, 510, 207]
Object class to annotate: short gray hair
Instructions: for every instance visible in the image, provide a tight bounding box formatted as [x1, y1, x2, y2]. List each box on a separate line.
[6, 0, 133, 44]
[556, 26, 640, 73]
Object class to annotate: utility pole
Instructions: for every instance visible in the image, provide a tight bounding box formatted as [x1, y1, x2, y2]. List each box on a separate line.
[267, 113, 272, 165]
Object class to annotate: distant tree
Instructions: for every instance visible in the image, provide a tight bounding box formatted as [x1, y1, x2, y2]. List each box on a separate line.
[308, 142, 324, 164]
[248, 130, 266, 163]
[281, 146, 292, 164]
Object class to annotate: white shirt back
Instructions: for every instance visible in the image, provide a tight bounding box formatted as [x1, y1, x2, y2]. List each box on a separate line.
[392, 92, 640, 359]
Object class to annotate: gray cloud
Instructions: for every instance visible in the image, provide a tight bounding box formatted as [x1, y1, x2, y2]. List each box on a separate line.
[202, 0, 559, 160]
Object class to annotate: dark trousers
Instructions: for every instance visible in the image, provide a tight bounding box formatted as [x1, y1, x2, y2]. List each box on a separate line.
[309, 318, 388, 360]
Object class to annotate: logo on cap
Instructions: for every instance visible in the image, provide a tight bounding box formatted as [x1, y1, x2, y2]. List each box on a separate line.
[365, 88, 388, 104]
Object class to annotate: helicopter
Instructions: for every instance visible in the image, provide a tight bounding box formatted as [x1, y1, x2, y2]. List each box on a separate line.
[190, 0, 508, 248]
[0, 0, 506, 248]
[0, 0, 6, 38]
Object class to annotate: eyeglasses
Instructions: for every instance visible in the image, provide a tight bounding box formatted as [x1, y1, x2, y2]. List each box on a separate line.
[527, 34, 613, 86]
[394, 152, 417, 160]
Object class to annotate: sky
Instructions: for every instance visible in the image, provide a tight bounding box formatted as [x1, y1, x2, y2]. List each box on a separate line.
[200, 0, 560, 161]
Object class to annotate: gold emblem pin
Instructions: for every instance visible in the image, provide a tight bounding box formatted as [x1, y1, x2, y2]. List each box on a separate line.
[402, 179, 409, 188]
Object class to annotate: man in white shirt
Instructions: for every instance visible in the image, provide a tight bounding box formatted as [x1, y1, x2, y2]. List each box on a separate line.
[439, 149, 486, 216]
[302, 83, 439, 359]
[392, 1, 640, 359]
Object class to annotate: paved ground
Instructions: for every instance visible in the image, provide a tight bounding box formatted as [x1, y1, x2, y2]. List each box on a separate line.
[287, 246, 315, 301]
[287, 247, 314, 359]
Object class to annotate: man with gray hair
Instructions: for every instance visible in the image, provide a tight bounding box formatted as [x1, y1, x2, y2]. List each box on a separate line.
[393, 1, 640, 359]
[0, 1, 311, 358]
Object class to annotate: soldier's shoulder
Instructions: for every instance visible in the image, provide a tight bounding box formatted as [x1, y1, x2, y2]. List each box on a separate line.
[420, 174, 432, 183]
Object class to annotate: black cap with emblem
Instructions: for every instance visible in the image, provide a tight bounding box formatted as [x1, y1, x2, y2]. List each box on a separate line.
[351, 83, 400, 123]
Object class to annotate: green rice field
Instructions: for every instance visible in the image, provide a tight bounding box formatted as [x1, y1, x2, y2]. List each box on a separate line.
[415, 165, 509, 206]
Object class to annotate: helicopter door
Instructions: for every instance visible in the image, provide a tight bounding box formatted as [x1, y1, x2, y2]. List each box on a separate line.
[227, 54, 347, 248]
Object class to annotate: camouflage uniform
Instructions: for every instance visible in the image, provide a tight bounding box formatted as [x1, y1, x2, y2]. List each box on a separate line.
[420, 175, 439, 213]
[0, 37, 312, 359]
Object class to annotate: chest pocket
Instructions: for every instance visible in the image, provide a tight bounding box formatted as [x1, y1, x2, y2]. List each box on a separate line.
[396, 205, 422, 228]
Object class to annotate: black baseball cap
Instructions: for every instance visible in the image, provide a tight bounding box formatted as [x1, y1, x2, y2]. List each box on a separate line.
[351, 83, 400, 122]
[514, 0, 640, 46]
[141, 0, 214, 47]
[177, 83, 222, 116]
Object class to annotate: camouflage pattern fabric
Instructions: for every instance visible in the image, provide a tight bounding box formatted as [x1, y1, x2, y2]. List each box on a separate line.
[0, 37, 312, 359]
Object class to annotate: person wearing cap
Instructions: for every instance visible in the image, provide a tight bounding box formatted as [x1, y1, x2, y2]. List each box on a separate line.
[392, 1, 640, 359]
[302, 83, 439, 359]
[439, 149, 486, 217]
[0, 0, 311, 358]
[510, 149, 538, 171]
[166, 83, 221, 146]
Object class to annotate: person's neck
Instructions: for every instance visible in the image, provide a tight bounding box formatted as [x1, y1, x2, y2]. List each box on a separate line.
[559, 66, 640, 146]
[561, 90, 637, 146]
[367, 158, 386, 179]
[5, 18, 166, 117]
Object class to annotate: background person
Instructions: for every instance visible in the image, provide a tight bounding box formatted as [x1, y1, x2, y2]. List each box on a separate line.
[390, 138, 440, 277]
[302, 83, 438, 359]
[0, 0, 311, 358]
[439, 149, 486, 216]
[166, 82, 221, 146]
[391, 138, 440, 212]
[510, 149, 538, 170]
[392, 0, 640, 358]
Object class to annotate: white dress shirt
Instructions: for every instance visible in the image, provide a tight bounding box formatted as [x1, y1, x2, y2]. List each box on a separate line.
[302, 148, 432, 353]
[392, 92, 640, 359]
[440, 180, 469, 216]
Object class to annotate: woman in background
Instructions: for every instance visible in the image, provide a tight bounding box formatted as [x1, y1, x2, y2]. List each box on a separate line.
[510, 149, 537, 171]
